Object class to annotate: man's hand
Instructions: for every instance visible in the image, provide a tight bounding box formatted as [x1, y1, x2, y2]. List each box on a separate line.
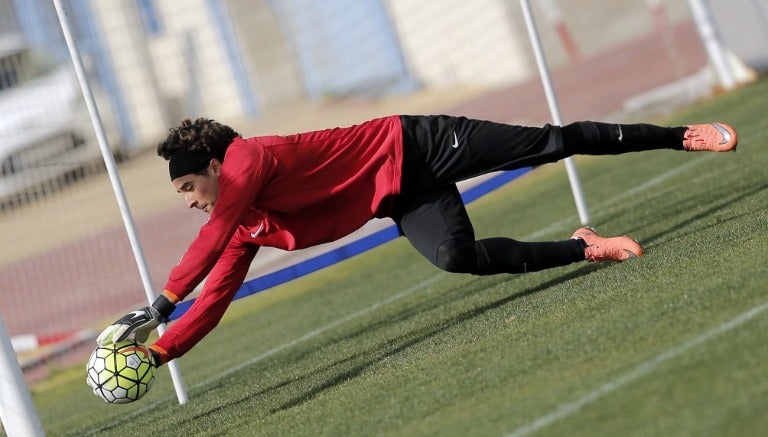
[97, 294, 176, 345]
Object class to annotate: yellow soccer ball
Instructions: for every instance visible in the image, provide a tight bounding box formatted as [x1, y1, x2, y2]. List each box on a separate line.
[86, 340, 155, 404]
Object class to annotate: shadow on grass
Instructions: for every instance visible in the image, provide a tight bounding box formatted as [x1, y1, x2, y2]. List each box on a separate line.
[169, 263, 603, 429]
[630, 179, 767, 250]
[272, 266, 609, 412]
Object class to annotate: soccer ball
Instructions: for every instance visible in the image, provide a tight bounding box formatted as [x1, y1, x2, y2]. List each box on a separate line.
[86, 339, 155, 404]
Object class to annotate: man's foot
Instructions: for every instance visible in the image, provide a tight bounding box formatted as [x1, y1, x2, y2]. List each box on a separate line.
[571, 227, 644, 263]
[682, 122, 738, 152]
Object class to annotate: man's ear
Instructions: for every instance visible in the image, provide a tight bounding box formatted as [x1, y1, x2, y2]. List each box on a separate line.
[210, 158, 222, 175]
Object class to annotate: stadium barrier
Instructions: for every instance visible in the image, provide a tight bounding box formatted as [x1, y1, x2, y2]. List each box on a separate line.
[4, 0, 763, 431]
[3, 0, 757, 406]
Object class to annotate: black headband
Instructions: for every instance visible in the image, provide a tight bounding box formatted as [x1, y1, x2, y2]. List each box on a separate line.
[168, 149, 214, 180]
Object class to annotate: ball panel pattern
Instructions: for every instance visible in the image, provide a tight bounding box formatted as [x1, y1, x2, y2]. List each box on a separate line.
[86, 340, 155, 404]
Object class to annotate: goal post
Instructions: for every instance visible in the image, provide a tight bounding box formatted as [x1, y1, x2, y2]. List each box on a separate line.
[519, 0, 590, 225]
[686, 0, 736, 90]
[0, 314, 45, 437]
[51, 0, 188, 404]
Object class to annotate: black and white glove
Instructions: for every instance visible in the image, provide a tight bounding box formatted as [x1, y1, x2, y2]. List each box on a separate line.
[96, 294, 176, 345]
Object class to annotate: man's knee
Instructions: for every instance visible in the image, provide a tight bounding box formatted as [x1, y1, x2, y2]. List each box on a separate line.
[435, 239, 477, 273]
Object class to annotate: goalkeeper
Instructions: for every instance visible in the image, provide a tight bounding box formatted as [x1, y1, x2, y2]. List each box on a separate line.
[96, 115, 737, 366]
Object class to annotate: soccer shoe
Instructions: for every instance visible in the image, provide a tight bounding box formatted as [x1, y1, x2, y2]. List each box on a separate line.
[571, 227, 644, 263]
[682, 122, 738, 152]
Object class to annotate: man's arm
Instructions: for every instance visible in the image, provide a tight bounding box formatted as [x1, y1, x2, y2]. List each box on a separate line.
[150, 240, 259, 365]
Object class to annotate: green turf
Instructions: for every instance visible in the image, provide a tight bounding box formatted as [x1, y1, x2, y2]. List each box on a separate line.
[21, 77, 768, 436]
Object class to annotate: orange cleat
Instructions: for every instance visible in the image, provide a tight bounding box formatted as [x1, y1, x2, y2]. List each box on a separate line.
[682, 122, 738, 152]
[571, 227, 644, 263]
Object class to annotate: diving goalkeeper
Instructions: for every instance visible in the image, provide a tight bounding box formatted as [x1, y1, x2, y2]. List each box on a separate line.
[96, 115, 737, 367]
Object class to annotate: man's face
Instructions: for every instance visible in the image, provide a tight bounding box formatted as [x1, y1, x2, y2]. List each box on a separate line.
[172, 159, 221, 214]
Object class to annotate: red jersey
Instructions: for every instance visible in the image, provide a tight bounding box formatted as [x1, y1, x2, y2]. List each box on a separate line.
[153, 115, 404, 361]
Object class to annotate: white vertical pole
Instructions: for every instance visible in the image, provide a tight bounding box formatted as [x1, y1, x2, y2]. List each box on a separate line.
[0, 314, 45, 437]
[519, 0, 590, 225]
[686, 0, 736, 90]
[51, 0, 188, 404]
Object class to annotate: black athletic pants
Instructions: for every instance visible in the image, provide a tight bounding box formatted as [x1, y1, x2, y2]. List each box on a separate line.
[393, 115, 686, 275]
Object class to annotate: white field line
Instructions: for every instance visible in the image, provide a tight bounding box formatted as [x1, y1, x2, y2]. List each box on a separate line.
[505, 298, 768, 437]
[107, 214, 561, 423]
[101, 273, 448, 427]
[97, 154, 715, 427]
[197, 272, 448, 386]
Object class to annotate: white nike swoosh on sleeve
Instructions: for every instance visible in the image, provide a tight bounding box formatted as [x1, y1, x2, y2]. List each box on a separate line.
[250, 222, 265, 238]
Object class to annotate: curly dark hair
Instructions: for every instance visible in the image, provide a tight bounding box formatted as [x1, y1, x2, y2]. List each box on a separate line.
[157, 118, 240, 162]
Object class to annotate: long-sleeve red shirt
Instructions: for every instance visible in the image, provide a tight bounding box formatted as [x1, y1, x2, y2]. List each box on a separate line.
[152, 115, 404, 361]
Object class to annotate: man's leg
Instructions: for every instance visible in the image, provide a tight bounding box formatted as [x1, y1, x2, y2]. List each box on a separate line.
[399, 115, 566, 189]
[561, 121, 686, 155]
[398, 116, 737, 192]
[396, 185, 590, 275]
[561, 121, 738, 154]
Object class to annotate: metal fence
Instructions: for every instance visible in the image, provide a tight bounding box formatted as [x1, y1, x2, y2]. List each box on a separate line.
[0, 0, 763, 376]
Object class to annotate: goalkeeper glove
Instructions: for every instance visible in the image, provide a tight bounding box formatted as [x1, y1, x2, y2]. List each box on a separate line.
[96, 294, 176, 345]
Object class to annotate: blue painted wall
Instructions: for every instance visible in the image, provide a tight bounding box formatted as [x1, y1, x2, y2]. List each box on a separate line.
[268, 0, 418, 99]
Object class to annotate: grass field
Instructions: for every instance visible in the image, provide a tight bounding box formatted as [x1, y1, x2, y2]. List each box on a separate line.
[21, 77, 768, 436]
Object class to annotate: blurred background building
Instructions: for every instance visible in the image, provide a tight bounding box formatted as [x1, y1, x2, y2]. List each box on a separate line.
[0, 0, 765, 380]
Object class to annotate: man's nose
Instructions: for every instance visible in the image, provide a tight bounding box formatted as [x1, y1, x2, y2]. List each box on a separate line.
[184, 193, 197, 209]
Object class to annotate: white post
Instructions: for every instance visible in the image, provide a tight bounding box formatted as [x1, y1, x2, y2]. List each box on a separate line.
[537, 0, 581, 62]
[51, 0, 188, 404]
[644, 0, 685, 81]
[0, 315, 45, 437]
[686, 0, 736, 90]
[520, 0, 590, 225]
